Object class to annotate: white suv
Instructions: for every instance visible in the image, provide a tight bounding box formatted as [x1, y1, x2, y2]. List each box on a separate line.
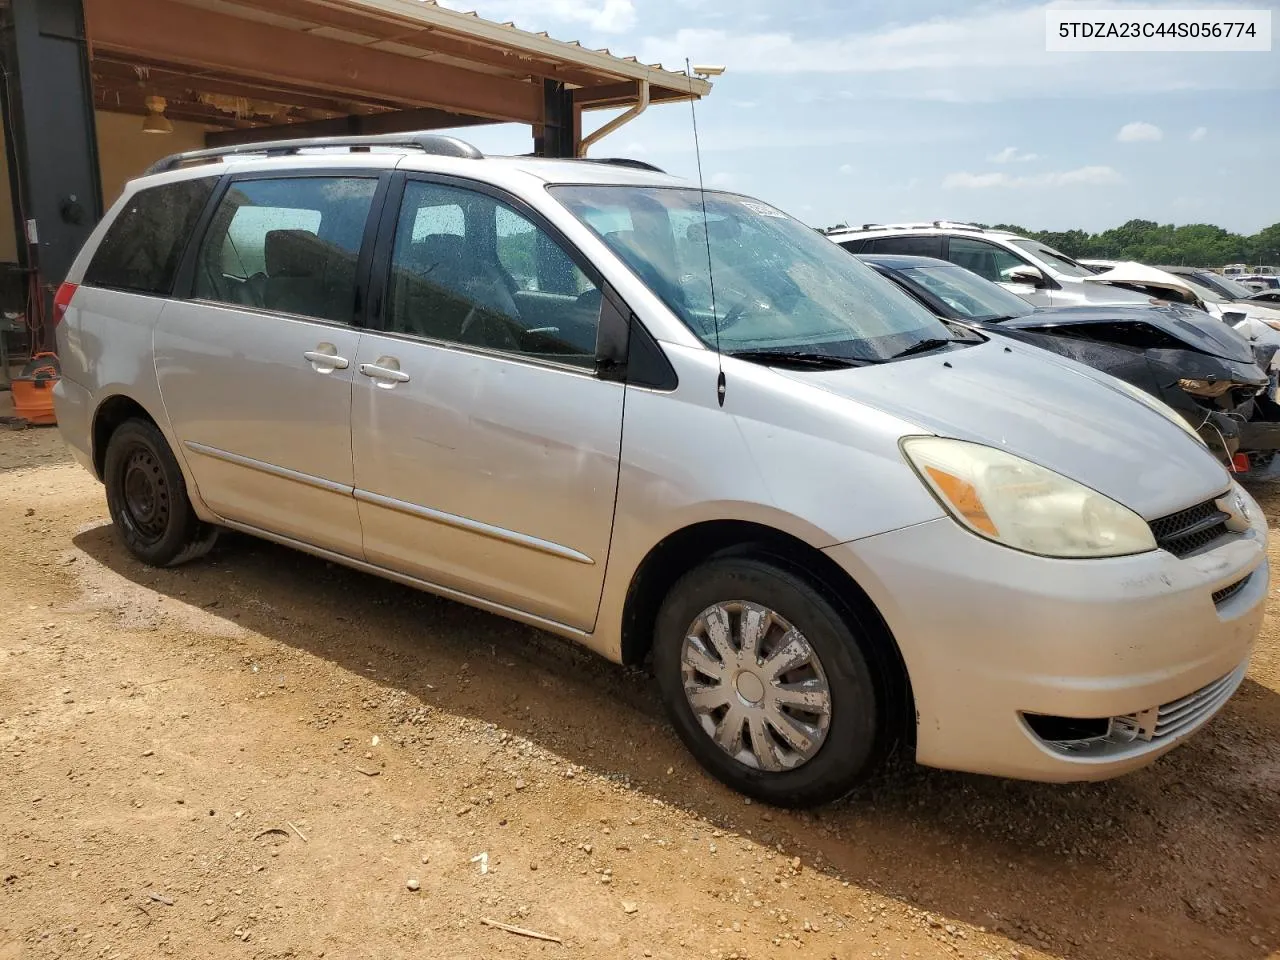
[827, 222, 1152, 308]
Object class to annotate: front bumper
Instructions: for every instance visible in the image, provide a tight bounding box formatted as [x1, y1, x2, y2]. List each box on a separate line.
[824, 488, 1268, 782]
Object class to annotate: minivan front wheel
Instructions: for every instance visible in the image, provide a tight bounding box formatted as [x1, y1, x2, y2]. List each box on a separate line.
[654, 557, 880, 807]
[103, 418, 217, 567]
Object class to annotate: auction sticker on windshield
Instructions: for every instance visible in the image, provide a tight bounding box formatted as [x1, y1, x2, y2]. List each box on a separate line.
[1046, 9, 1271, 51]
[739, 200, 787, 219]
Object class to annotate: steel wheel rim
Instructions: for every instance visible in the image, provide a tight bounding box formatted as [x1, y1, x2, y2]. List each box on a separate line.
[680, 600, 832, 772]
[120, 447, 170, 544]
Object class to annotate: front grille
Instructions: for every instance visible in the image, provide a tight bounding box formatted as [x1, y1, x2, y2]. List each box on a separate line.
[1150, 497, 1231, 558]
[1212, 575, 1251, 607]
[1152, 666, 1244, 741]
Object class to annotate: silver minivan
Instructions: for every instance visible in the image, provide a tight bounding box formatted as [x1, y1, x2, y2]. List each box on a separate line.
[54, 134, 1267, 806]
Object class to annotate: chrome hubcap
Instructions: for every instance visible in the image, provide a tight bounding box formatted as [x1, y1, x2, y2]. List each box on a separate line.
[680, 601, 832, 772]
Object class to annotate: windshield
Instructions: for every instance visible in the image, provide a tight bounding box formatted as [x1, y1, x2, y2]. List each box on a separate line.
[896, 263, 1035, 321]
[1176, 273, 1231, 304]
[549, 185, 951, 361]
[1007, 238, 1097, 278]
[1190, 271, 1257, 300]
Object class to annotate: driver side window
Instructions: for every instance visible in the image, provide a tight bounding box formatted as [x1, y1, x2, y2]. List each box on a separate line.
[386, 181, 600, 369]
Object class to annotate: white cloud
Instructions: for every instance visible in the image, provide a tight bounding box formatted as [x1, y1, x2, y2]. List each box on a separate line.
[1190, 126, 1209, 141]
[1055, 165, 1124, 186]
[708, 171, 736, 187]
[635, 5, 1276, 102]
[637, 11, 1050, 75]
[943, 165, 1123, 189]
[989, 146, 1039, 163]
[944, 171, 1010, 189]
[1116, 121, 1163, 142]
[438, 0, 635, 33]
[838, 163, 855, 176]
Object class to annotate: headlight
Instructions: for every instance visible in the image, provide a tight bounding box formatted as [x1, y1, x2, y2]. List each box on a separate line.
[1102, 376, 1209, 447]
[1177, 377, 1235, 398]
[902, 437, 1157, 558]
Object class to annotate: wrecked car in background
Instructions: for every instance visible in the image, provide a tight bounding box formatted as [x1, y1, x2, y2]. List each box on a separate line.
[859, 253, 1276, 468]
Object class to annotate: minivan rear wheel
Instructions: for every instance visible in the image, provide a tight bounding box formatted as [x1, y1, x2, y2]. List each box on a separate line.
[103, 418, 217, 567]
[653, 556, 880, 807]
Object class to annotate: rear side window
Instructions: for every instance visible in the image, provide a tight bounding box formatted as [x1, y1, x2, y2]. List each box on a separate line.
[192, 176, 378, 324]
[866, 235, 944, 258]
[83, 178, 216, 295]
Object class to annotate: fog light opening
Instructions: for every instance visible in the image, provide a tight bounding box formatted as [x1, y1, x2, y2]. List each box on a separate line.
[1022, 713, 1111, 744]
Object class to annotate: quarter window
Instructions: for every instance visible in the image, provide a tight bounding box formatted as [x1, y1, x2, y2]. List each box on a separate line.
[386, 181, 600, 368]
[84, 178, 217, 296]
[193, 176, 378, 324]
[867, 235, 944, 258]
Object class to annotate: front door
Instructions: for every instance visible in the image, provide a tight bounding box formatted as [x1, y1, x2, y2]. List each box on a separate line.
[946, 236, 1052, 307]
[351, 177, 624, 631]
[155, 173, 381, 558]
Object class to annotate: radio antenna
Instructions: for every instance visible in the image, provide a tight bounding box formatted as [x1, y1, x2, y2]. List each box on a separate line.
[686, 59, 725, 408]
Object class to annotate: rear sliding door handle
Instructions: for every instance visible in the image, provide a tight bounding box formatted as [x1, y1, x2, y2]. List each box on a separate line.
[359, 363, 411, 384]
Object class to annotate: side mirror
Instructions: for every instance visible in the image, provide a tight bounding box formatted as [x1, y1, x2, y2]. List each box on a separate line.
[1006, 265, 1046, 288]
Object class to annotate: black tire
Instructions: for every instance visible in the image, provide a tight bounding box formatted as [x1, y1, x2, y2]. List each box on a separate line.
[653, 556, 882, 808]
[103, 417, 217, 567]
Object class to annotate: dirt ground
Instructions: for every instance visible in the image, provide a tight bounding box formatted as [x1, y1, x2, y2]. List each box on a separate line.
[1, 422, 1278, 960]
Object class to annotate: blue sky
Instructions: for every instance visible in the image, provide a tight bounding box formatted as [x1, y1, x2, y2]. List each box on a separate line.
[437, 0, 1280, 234]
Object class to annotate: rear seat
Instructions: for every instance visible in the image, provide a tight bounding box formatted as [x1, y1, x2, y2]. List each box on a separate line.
[262, 229, 356, 323]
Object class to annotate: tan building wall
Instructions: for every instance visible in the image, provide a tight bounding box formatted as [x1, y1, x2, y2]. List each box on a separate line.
[0, 109, 212, 265]
[94, 110, 211, 211]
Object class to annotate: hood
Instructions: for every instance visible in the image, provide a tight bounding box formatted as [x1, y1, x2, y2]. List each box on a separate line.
[1227, 299, 1280, 326]
[1001, 303, 1257, 364]
[784, 339, 1229, 519]
[1083, 262, 1209, 307]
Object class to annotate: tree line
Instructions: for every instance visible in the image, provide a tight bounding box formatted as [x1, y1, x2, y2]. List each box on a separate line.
[979, 220, 1280, 268]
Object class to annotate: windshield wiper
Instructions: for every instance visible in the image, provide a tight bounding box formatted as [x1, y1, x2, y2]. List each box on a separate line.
[726, 349, 875, 369]
[888, 337, 958, 360]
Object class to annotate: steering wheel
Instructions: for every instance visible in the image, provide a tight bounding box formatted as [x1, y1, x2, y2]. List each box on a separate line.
[711, 278, 774, 332]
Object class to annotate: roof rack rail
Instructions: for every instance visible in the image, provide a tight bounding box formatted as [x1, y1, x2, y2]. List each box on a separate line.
[144, 132, 484, 176]
[582, 157, 667, 173]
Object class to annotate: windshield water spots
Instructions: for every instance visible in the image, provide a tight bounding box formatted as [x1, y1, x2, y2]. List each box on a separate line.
[550, 185, 952, 362]
[899, 264, 1035, 321]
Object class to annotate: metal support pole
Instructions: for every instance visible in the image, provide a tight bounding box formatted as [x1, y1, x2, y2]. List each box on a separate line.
[0, 0, 102, 349]
[534, 79, 578, 158]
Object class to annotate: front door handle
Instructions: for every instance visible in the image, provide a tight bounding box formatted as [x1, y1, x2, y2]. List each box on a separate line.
[304, 345, 349, 371]
[359, 362, 411, 385]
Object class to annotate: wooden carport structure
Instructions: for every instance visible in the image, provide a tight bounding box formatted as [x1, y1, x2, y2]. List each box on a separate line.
[0, 0, 711, 347]
[83, 0, 710, 153]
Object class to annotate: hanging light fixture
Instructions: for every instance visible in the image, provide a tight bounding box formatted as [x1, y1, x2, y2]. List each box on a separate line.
[142, 95, 173, 134]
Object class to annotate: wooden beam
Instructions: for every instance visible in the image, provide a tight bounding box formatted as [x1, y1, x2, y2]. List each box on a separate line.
[574, 81, 695, 110]
[207, 0, 609, 89]
[241, 0, 710, 96]
[92, 58, 362, 115]
[83, 0, 543, 123]
[204, 107, 496, 147]
[95, 99, 251, 129]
